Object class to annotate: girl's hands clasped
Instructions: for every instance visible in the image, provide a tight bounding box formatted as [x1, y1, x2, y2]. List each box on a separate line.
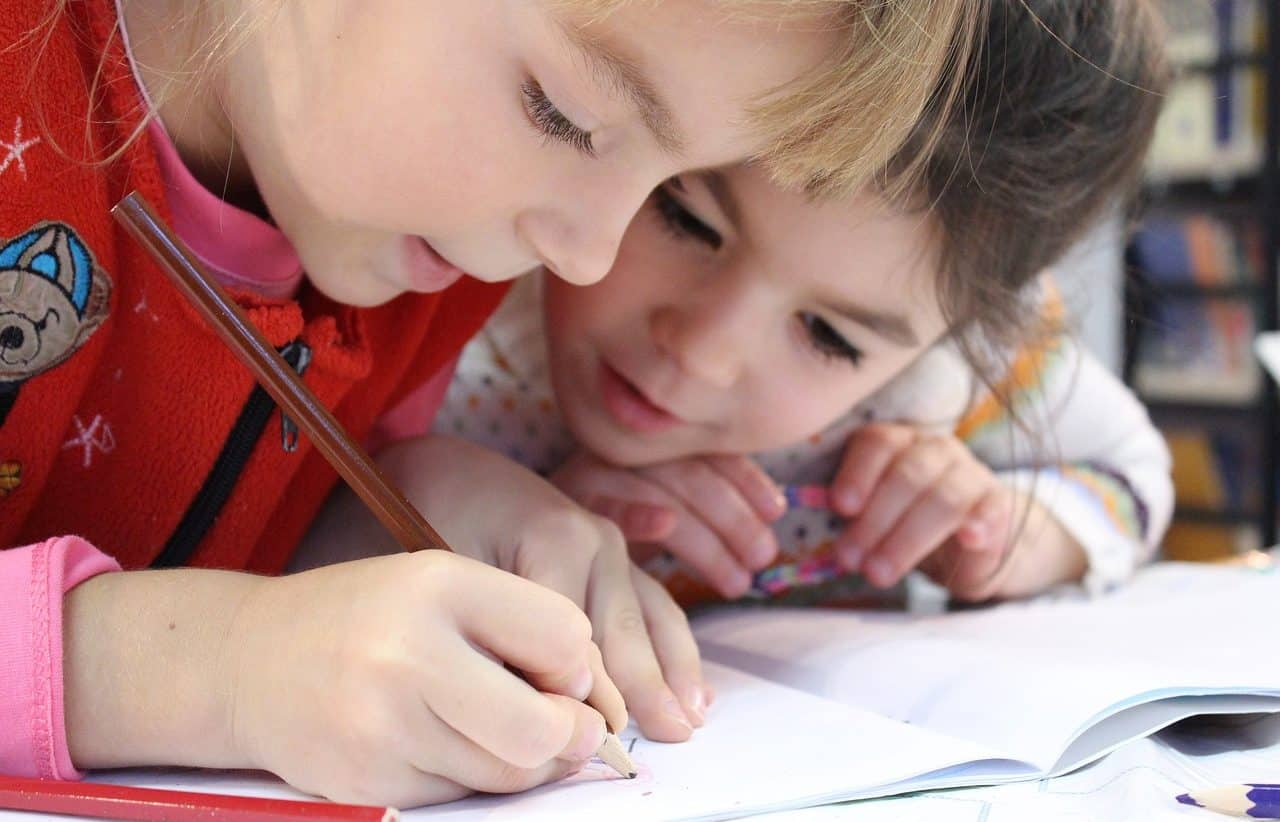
[550, 423, 1088, 604]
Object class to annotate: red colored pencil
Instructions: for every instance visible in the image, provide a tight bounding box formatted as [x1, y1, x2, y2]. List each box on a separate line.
[0, 775, 398, 822]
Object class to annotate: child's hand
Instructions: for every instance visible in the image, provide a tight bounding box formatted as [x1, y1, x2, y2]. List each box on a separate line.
[234, 553, 615, 806]
[380, 437, 707, 741]
[551, 451, 786, 600]
[63, 555, 615, 808]
[831, 423, 1086, 601]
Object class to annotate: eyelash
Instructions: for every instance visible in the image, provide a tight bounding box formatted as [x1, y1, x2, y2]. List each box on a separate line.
[799, 312, 863, 366]
[521, 80, 595, 157]
[653, 188, 861, 367]
[651, 186, 723, 250]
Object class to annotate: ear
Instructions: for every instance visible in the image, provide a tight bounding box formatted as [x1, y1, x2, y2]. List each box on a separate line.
[5, 224, 95, 317]
[75, 263, 114, 343]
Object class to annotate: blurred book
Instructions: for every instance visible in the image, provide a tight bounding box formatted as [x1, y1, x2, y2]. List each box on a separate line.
[1130, 212, 1263, 286]
[1134, 298, 1260, 402]
[1145, 0, 1265, 183]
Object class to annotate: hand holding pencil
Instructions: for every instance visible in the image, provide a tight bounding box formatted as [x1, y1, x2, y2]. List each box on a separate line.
[85, 193, 649, 811]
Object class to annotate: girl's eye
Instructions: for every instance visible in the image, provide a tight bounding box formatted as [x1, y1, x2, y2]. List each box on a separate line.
[652, 186, 723, 250]
[799, 312, 863, 366]
[521, 80, 595, 157]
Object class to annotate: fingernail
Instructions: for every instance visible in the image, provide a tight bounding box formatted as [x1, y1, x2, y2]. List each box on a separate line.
[769, 488, 788, 519]
[704, 684, 717, 707]
[567, 665, 593, 702]
[838, 488, 862, 514]
[662, 693, 694, 731]
[682, 686, 706, 727]
[726, 567, 753, 598]
[840, 543, 864, 571]
[865, 557, 894, 587]
[961, 523, 986, 547]
[750, 533, 778, 569]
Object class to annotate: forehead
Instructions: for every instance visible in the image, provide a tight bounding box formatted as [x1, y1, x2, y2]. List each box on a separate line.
[730, 165, 945, 325]
[566, 0, 839, 165]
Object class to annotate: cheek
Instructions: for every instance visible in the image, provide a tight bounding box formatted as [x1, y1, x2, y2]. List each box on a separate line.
[279, 11, 527, 232]
[735, 361, 879, 451]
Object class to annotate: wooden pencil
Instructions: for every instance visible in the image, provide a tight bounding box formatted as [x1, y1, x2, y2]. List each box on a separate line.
[0, 774, 397, 822]
[111, 190, 636, 781]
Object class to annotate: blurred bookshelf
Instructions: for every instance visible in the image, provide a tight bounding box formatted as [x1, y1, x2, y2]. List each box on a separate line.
[1124, 0, 1279, 559]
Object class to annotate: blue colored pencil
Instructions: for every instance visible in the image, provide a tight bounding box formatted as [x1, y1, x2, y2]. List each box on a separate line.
[1177, 784, 1280, 818]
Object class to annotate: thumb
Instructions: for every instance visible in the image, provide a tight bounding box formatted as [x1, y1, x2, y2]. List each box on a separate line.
[586, 496, 678, 543]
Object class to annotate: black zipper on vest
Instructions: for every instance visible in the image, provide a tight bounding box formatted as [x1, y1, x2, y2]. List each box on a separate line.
[151, 340, 312, 569]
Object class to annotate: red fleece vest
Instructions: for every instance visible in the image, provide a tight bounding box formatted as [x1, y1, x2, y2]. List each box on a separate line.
[0, 0, 507, 572]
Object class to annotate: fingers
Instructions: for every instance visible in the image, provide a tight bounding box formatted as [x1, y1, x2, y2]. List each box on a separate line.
[444, 553, 604, 704]
[631, 565, 706, 727]
[658, 511, 754, 598]
[583, 640, 629, 735]
[859, 460, 987, 588]
[703, 454, 787, 522]
[424, 632, 593, 770]
[598, 498, 679, 543]
[503, 515, 630, 728]
[831, 424, 916, 518]
[587, 541, 696, 743]
[836, 433, 954, 573]
[641, 459, 778, 574]
[403, 693, 592, 799]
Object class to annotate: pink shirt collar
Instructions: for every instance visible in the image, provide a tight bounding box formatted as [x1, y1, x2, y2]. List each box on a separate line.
[147, 118, 303, 300]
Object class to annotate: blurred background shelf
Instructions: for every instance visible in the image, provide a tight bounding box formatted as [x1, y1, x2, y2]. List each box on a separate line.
[1123, 0, 1279, 557]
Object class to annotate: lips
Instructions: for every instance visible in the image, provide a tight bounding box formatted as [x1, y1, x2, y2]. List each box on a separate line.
[598, 361, 684, 434]
[402, 236, 466, 293]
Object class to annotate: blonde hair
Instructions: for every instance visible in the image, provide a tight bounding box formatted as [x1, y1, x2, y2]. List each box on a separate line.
[576, 0, 986, 197]
[27, 0, 980, 198]
[743, 1, 984, 199]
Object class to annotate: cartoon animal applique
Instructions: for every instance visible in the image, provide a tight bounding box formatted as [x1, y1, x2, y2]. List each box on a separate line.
[0, 223, 112, 426]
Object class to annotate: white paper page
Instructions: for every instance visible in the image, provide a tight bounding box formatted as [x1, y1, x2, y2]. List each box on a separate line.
[756, 713, 1280, 822]
[694, 563, 1280, 770]
[73, 663, 1010, 822]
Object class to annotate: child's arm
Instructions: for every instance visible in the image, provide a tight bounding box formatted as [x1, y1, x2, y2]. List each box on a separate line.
[0, 537, 616, 806]
[952, 333, 1173, 595]
[62, 553, 613, 805]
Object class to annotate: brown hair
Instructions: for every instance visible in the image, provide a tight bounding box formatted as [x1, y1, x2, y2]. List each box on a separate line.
[893, 0, 1169, 359]
[885, 0, 1168, 588]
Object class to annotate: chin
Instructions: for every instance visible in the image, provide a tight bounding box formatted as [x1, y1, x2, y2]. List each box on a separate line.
[305, 267, 402, 308]
[576, 418, 688, 468]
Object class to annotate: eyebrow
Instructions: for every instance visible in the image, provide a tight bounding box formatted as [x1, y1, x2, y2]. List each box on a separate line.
[557, 20, 686, 155]
[823, 300, 920, 347]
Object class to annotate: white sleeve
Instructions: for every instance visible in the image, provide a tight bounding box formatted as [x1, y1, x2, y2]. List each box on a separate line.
[962, 336, 1174, 594]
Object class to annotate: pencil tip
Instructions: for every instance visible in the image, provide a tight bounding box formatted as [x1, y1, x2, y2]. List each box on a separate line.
[1175, 793, 1200, 807]
[627, 772, 637, 779]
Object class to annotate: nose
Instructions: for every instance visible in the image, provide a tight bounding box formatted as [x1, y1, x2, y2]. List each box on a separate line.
[516, 174, 653, 286]
[649, 285, 760, 390]
[0, 326, 24, 350]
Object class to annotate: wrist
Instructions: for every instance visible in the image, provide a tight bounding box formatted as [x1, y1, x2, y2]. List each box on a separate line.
[64, 569, 267, 770]
[997, 498, 1088, 598]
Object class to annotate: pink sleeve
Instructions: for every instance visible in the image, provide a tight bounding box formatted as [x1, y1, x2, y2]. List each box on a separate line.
[0, 537, 120, 780]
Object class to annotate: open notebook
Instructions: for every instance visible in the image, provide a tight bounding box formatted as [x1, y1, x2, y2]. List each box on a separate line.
[83, 562, 1280, 822]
